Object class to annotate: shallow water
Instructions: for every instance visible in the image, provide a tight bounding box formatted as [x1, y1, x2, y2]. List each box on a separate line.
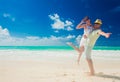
[0, 46, 120, 50]
[0, 50, 119, 61]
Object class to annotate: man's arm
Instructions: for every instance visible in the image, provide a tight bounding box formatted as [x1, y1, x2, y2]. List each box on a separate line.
[98, 30, 112, 38]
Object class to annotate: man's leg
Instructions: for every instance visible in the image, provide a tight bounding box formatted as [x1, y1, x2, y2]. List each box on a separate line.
[85, 46, 95, 76]
[86, 58, 95, 76]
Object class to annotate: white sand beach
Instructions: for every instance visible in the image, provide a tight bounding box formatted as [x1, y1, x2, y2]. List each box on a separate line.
[0, 50, 120, 82]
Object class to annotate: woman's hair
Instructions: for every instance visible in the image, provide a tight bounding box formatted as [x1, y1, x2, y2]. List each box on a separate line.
[82, 16, 90, 22]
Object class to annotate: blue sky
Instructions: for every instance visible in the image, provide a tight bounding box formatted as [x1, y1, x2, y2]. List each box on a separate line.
[0, 0, 120, 46]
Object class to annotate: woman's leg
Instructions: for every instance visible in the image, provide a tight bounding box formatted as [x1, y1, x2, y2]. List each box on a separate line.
[66, 42, 80, 53]
[67, 42, 84, 64]
[77, 46, 84, 64]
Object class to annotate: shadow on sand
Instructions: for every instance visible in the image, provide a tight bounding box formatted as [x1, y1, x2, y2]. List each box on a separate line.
[95, 73, 120, 80]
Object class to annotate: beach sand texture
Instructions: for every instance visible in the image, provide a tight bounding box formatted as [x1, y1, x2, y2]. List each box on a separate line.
[0, 50, 120, 82]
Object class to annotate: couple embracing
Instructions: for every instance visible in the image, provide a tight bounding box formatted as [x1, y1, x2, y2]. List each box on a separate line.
[67, 16, 111, 76]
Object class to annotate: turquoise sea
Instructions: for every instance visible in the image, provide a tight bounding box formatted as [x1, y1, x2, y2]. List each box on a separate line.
[0, 46, 119, 50]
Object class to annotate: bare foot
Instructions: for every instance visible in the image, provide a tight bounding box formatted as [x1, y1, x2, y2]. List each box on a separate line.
[85, 72, 95, 76]
[66, 42, 73, 46]
[88, 73, 95, 76]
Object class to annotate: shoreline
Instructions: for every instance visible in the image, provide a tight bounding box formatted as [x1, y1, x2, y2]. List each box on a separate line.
[0, 50, 119, 61]
[0, 46, 119, 50]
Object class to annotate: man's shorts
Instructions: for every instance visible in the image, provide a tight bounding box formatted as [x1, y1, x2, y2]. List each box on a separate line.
[84, 46, 93, 59]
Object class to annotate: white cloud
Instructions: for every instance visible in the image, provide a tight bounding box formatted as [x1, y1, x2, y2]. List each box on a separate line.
[49, 14, 64, 29]
[49, 13, 74, 31]
[66, 26, 73, 31]
[26, 36, 40, 40]
[76, 35, 82, 44]
[54, 30, 59, 33]
[65, 20, 73, 26]
[66, 34, 75, 39]
[49, 13, 59, 20]
[0, 26, 76, 46]
[52, 20, 64, 29]
[50, 35, 75, 41]
[3, 13, 15, 22]
[0, 26, 10, 39]
[3, 13, 11, 18]
[65, 20, 73, 31]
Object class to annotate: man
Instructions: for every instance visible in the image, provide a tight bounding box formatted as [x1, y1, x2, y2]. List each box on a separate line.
[67, 19, 111, 76]
[84, 19, 111, 76]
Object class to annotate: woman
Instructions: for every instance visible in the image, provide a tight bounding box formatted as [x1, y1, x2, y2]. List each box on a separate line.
[67, 16, 93, 64]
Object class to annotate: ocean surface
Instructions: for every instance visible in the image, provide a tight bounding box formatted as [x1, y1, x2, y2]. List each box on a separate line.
[0, 46, 119, 50]
[0, 46, 119, 61]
